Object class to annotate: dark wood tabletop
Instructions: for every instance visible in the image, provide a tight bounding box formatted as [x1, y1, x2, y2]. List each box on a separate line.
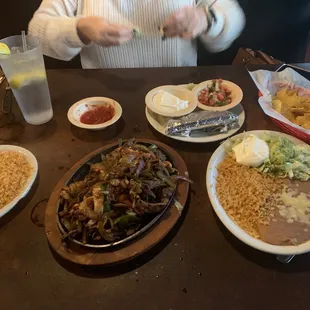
[1, 65, 310, 310]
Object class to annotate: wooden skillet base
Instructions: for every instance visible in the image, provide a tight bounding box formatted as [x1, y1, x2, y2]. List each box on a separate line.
[45, 140, 190, 266]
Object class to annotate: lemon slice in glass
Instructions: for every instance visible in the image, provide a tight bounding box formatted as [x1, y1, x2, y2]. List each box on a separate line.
[0, 43, 11, 55]
[9, 71, 47, 89]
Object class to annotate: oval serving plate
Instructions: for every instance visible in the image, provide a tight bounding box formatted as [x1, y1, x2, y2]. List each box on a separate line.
[47, 139, 190, 253]
[207, 130, 310, 256]
[0, 145, 38, 218]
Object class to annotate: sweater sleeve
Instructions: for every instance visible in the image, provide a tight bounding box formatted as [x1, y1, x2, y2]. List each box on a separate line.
[28, 0, 86, 61]
[199, 0, 245, 53]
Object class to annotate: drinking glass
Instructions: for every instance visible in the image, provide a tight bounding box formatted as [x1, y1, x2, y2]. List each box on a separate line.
[0, 35, 53, 125]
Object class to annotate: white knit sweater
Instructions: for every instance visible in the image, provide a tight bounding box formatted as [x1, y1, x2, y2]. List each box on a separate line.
[29, 0, 245, 68]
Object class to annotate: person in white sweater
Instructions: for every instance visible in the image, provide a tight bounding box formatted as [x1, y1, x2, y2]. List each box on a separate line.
[28, 0, 245, 69]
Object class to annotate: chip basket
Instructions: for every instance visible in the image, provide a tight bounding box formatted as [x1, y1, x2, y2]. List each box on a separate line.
[257, 64, 310, 144]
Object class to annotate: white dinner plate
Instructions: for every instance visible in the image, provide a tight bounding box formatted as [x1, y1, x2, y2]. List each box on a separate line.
[206, 130, 310, 256]
[145, 104, 245, 143]
[0, 145, 38, 218]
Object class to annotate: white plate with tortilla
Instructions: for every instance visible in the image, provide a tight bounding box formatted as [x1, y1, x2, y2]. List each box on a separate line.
[145, 104, 245, 143]
[207, 130, 310, 256]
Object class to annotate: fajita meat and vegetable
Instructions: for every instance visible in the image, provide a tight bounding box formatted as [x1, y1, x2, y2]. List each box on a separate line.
[58, 140, 191, 245]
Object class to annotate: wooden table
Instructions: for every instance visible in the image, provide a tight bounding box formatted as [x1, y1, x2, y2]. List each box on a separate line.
[1, 65, 310, 310]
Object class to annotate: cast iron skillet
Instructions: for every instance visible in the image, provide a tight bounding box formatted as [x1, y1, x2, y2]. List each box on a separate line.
[56, 141, 178, 249]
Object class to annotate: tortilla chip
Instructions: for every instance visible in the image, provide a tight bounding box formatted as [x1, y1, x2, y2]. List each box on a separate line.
[290, 107, 305, 116]
[287, 89, 297, 96]
[301, 102, 310, 111]
[276, 89, 289, 102]
[302, 122, 310, 129]
[293, 94, 307, 106]
[281, 109, 295, 122]
[303, 98, 310, 104]
[272, 99, 282, 113]
[299, 96, 310, 104]
[273, 87, 310, 129]
[295, 116, 306, 126]
[305, 113, 310, 121]
[281, 92, 304, 107]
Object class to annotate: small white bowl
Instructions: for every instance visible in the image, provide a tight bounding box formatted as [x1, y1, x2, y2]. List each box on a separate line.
[145, 85, 197, 117]
[67, 97, 122, 130]
[0, 145, 38, 218]
[192, 80, 243, 112]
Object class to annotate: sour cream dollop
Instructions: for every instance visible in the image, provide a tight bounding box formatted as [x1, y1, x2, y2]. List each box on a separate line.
[153, 91, 189, 112]
[232, 135, 269, 167]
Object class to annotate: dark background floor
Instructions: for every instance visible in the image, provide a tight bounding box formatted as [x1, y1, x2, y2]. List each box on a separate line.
[0, 0, 309, 69]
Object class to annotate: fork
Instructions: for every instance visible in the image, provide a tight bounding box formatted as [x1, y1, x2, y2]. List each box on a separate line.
[277, 255, 295, 264]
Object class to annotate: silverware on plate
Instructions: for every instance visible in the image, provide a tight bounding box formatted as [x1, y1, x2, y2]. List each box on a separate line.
[277, 255, 295, 264]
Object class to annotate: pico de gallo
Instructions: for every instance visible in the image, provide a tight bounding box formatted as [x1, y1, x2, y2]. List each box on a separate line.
[198, 79, 232, 107]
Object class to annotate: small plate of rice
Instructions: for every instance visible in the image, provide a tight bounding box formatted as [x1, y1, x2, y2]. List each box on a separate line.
[0, 145, 38, 218]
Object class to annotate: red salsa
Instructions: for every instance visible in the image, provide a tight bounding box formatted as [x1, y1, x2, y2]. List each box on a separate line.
[80, 105, 115, 125]
[198, 79, 232, 107]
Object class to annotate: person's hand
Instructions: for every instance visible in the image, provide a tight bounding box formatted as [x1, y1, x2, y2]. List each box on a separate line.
[163, 7, 208, 40]
[77, 16, 133, 46]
